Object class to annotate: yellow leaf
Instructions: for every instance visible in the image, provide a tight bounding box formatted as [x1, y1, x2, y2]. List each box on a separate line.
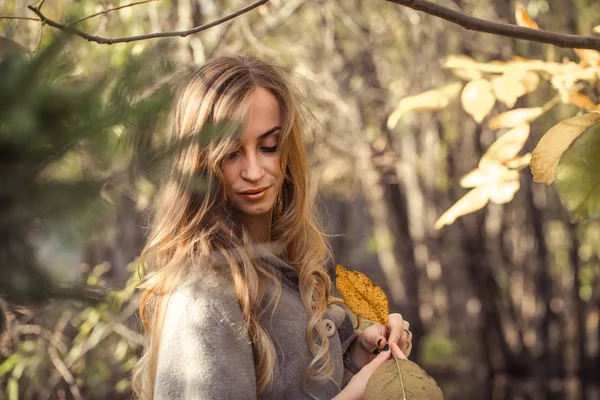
[521, 71, 540, 93]
[461, 79, 496, 123]
[387, 82, 463, 130]
[488, 107, 543, 130]
[443, 55, 483, 80]
[574, 49, 600, 66]
[562, 92, 596, 110]
[491, 75, 525, 108]
[450, 68, 483, 81]
[459, 169, 491, 188]
[480, 124, 530, 169]
[515, 4, 540, 29]
[491, 71, 539, 108]
[489, 170, 520, 204]
[531, 111, 600, 184]
[336, 264, 389, 324]
[441, 54, 479, 70]
[434, 187, 490, 230]
[504, 153, 532, 170]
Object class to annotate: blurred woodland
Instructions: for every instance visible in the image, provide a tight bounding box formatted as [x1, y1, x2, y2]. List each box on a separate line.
[1, 0, 600, 399]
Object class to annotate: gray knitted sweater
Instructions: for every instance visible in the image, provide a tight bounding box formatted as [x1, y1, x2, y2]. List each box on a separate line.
[154, 255, 359, 399]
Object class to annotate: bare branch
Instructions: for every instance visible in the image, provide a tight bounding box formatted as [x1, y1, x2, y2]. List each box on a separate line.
[66, 0, 158, 27]
[387, 0, 600, 50]
[47, 346, 81, 400]
[0, 16, 39, 21]
[27, 0, 269, 45]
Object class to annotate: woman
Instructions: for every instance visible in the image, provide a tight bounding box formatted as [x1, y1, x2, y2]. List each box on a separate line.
[132, 55, 413, 400]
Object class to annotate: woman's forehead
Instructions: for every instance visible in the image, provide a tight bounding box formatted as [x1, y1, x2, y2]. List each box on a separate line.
[240, 88, 282, 142]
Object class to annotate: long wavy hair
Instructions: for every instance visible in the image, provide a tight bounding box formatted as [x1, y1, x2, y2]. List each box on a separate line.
[131, 55, 344, 399]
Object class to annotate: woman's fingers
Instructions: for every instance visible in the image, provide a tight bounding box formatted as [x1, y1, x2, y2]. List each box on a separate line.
[359, 343, 393, 375]
[390, 342, 407, 360]
[359, 323, 388, 353]
[385, 313, 406, 349]
[386, 313, 413, 358]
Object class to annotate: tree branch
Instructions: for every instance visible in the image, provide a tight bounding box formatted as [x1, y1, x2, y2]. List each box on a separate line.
[0, 16, 39, 21]
[66, 0, 158, 28]
[387, 0, 600, 50]
[27, 0, 269, 45]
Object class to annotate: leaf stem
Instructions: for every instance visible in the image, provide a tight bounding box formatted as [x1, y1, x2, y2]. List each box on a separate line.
[541, 94, 561, 114]
[393, 355, 407, 400]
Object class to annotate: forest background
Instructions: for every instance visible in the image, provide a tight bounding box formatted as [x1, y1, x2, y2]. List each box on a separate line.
[1, 0, 600, 399]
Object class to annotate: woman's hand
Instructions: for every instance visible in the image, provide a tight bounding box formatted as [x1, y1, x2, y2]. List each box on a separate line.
[348, 313, 413, 369]
[333, 342, 407, 400]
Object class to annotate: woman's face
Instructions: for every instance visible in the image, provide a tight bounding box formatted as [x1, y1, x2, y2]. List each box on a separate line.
[222, 87, 285, 219]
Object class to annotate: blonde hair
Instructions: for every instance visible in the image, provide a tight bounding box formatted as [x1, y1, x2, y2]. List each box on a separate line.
[131, 55, 343, 399]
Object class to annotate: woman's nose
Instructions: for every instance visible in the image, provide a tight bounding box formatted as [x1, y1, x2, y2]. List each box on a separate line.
[240, 152, 264, 182]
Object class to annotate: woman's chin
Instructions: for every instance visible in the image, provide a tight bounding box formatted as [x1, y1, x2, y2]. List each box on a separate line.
[236, 200, 275, 218]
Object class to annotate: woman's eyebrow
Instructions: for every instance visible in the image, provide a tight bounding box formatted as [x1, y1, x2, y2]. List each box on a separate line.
[258, 126, 281, 139]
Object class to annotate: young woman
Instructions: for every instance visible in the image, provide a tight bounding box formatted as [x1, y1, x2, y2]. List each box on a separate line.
[132, 55, 413, 400]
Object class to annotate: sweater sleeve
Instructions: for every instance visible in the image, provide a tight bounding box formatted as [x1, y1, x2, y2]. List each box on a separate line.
[154, 281, 257, 400]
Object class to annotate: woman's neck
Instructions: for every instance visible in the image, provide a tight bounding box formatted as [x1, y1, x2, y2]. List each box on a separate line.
[242, 212, 272, 243]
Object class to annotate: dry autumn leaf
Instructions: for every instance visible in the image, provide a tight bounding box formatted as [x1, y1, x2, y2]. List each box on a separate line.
[491, 71, 539, 108]
[336, 264, 389, 325]
[515, 4, 540, 29]
[488, 107, 544, 130]
[461, 79, 496, 123]
[441, 54, 479, 70]
[531, 111, 600, 184]
[442, 54, 483, 80]
[459, 168, 494, 188]
[574, 49, 600, 66]
[434, 187, 490, 230]
[504, 153, 532, 170]
[364, 359, 444, 400]
[521, 71, 540, 93]
[450, 67, 483, 81]
[479, 124, 530, 169]
[387, 82, 463, 130]
[491, 75, 525, 108]
[561, 91, 596, 110]
[489, 170, 520, 204]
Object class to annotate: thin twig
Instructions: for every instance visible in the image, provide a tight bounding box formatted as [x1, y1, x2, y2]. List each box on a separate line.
[47, 346, 81, 400]
[387, 0, 600, 50]
[66, 0, 158, 27]
[27, 0, 269, 45]
[0, 16, 39, 21]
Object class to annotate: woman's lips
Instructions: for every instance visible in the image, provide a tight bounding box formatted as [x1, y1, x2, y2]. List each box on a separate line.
[238, 187, 268, 201]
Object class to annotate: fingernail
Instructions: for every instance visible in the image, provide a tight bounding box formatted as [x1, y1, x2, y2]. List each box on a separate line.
[372, 349, 380, 355]
[383, 344, 389, 351]
[377, 339, 383, 347]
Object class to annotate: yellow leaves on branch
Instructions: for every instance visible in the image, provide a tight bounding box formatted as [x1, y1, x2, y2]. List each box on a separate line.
[392, 2, 600, 226]
[514, 2, 600, 68]
[441, 55, 542, 123]
[434, 125, 531, 230]
[387, 83, 463, 130]
[531, 111, 600, 184]
[491, 70, 539, 108]
[336, 264, 389, 325]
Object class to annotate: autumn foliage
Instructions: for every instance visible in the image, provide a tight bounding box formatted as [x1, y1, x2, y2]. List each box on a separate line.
[387, 4, 600, 228]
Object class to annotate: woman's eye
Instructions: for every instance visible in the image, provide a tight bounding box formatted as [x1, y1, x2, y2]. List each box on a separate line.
[261, 146, 278, 153]
[225, 151, 240, 160]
